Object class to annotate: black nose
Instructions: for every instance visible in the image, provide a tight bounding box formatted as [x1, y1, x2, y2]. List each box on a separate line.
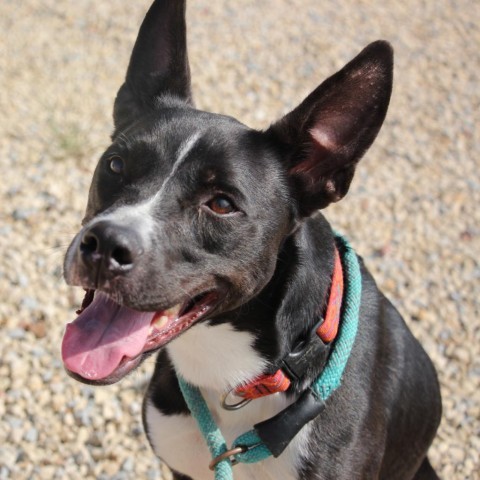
[79, 220, 143, 277]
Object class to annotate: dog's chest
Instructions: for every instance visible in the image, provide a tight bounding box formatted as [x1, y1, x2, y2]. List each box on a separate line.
[145, 396, 307, 480]
[144, 322, 307, 479]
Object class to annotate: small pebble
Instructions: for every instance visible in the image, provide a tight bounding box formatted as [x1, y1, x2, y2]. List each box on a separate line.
[24, 428, 39, 443]
[7, 328, 26, 340]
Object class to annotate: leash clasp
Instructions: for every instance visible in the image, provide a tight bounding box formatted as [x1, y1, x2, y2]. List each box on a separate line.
[209, 446, 247, 470]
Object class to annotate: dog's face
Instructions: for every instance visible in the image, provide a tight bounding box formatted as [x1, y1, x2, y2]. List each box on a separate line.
[62, 0, 392, 385]
[67, 110, 291, 313]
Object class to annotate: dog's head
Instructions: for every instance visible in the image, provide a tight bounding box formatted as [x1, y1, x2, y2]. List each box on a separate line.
[62, 0, 392, 384]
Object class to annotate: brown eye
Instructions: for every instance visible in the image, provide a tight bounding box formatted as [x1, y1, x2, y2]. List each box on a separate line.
[206, 196, 236, 215]
[109, 156, 124, 174]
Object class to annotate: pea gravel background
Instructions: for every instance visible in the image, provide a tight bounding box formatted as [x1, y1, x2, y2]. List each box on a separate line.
[1, 0, 479, 478]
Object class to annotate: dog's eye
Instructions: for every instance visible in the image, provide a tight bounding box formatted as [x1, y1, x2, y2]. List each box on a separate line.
[206, 196, 236, 215]
[109, 156, 125, 174]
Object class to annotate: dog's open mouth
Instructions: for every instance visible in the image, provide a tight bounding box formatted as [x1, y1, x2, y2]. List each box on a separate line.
[61, 289, 220, 383]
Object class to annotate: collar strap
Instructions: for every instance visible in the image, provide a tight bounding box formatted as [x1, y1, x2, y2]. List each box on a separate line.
[234, 246, 344, 400]
[233, 370, 291, 399]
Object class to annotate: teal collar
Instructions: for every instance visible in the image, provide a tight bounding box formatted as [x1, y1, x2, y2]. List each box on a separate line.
[177, 233, 362, 479]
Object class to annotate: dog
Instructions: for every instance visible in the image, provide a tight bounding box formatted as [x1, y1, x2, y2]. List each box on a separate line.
[61, 1, 442, 479]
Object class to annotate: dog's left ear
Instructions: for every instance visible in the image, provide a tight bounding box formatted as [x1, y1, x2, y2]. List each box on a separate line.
[267, 40, 393, 216]
[113, 0, 192, 136]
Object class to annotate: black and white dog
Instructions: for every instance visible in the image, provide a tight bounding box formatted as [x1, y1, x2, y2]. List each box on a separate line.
[61, 1, 441, 478]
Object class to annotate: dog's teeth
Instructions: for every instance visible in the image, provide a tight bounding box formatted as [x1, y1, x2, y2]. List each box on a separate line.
[165, 304, 181, 317]
[154, 315, 170, 329]
[151, 303, 182, 332]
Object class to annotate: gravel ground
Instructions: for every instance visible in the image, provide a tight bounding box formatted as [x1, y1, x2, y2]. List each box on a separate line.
[1, 0, 479, 479]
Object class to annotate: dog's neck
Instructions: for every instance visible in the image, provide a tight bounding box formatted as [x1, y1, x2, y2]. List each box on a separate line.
[167, 215, 336, 394]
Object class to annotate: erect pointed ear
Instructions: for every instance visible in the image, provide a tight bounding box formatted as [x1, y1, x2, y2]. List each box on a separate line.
[267, 40, 393, 217]
[113, 0, 192, 135]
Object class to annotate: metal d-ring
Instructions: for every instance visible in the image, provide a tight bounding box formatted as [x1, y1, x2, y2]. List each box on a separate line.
[209, 446, 247, 470]
[221, 389, 252, 411]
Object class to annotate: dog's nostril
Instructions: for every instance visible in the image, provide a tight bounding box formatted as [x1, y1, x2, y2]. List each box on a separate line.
[80, 232, 99, 255]
[111, 246, 134, 266]
[79, 222, 140, 272]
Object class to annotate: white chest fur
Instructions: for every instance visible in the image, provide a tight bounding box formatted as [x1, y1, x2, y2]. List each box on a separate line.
[145, 397, 311, 480]
[144, 322, 310, 479]
[167, 322, 269, 392]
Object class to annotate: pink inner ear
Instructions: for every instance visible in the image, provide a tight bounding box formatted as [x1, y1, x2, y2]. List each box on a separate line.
[289, 124, 337, 177]
[309, 124, 339, 152]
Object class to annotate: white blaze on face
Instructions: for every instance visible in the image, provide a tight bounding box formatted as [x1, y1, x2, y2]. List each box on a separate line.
[69, 130, 204, 265]
[138, 129, 203, 214]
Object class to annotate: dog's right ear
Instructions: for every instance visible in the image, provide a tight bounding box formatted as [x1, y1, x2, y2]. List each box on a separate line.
[113, 0, 192, 136]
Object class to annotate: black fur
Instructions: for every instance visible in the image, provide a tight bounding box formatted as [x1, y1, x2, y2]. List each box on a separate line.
[63, 1, 442, 478]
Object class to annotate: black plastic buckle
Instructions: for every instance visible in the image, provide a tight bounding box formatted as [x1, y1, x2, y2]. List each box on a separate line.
[254, 388, 325, 457]
[251, 320, 331, 457]
[281, 318, 330, 382]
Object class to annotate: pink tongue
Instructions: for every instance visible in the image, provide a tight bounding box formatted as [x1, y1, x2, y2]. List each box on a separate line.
[61, 293, 155, 380]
